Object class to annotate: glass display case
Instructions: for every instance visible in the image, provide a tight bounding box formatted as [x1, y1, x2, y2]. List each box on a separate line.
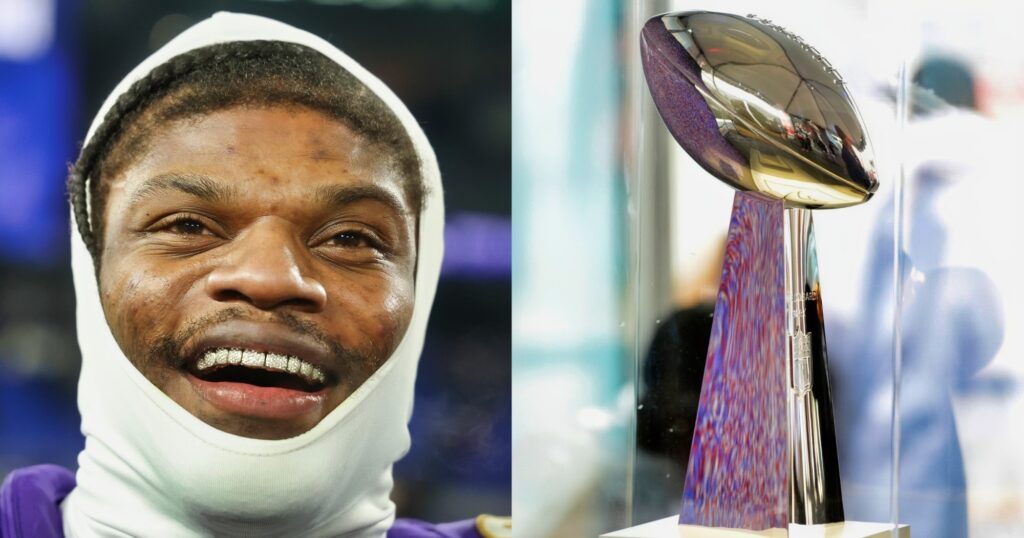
[514, 0, 1024, 536]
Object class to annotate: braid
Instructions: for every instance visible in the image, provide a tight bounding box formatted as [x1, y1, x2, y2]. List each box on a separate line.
[68, 41, 422, 273]
[67, 44, 255, 267]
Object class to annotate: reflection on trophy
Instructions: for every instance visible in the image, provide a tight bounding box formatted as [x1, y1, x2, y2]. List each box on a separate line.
[640, 11, 882, 532]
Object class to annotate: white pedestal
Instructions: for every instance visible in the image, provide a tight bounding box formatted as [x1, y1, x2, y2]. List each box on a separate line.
[600, 516, 910, 538]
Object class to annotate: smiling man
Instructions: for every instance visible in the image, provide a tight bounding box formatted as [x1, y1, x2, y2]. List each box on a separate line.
[97, 102, 417, 442]
[0, 12, 505, 538]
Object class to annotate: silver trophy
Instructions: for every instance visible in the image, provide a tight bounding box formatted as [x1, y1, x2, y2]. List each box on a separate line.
[641, 11, 877, 529]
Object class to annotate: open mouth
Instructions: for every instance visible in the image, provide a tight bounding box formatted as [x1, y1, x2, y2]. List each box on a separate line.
[183, 346, 336, 424]
[189, 348, 329, 392]
[173, 320, 341, 429]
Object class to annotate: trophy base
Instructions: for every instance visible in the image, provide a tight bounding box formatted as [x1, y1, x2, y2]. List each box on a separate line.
[600, 516, 909, 538]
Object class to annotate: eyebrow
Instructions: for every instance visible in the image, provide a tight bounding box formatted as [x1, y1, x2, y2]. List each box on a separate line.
[129, 172, 235, 205]
[313, 184, 409, 216]
[128, 172, 408, 216]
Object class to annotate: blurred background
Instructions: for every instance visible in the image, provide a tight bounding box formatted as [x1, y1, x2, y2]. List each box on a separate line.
[514, 0, 1024, 536]
[0, 0, 509, 523]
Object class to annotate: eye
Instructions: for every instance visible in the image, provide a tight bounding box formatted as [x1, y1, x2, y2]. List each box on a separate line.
[168, 218, 208, 235]
[311, 223, 391, 265]
[152, 214, 218, 237]
[329, 230, 373, 248]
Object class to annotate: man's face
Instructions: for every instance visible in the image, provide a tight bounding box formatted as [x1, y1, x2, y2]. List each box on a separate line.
[98, 106, 417, 440]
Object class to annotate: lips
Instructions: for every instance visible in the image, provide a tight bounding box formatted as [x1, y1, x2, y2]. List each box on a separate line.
[179, 320, 337, 422]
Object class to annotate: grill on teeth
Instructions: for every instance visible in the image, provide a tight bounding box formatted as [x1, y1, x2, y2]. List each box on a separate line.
[196, 348, 327, 384]
[241, 350, 264, 368]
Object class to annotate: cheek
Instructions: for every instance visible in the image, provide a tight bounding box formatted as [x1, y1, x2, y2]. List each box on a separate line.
[99, 261, 194, 351]
[377, 280, 415, 341]
[330, 272, 415, 355]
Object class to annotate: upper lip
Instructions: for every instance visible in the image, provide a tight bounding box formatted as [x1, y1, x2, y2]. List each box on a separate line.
[181, 319, 336, 382]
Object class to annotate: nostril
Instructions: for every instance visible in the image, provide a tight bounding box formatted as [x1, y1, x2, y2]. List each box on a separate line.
[207, 276, 327, 312]
[210, 288, 323, 312]
[212, 289, 249, 303]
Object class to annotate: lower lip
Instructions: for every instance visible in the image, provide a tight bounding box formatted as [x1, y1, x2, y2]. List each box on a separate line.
[185, 372, 329, 421]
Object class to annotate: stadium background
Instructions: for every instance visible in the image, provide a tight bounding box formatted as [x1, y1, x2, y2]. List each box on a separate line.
[0, 0, 510, 522]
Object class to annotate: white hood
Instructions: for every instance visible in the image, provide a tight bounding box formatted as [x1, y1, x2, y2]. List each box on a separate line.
[61, 12, 443, 537]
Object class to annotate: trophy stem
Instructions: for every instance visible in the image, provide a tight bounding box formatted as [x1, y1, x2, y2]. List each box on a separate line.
[783, 208, 845, 525]
[680, 192, 790, 531]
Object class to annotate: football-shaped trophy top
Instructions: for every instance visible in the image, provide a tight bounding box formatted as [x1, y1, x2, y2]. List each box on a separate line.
[641, 11, 878, 209]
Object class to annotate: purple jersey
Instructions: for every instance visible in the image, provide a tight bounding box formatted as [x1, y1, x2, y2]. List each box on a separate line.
[1, 466, 485, 538]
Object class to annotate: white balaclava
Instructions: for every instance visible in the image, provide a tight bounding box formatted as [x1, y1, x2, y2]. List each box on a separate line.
[61, 12, 443, 537]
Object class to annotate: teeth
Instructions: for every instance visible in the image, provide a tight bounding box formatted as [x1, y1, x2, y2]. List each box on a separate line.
[196, 354, 214, 370]
[265, 353, 289, 371]
[241, 350, 266, 368]
[196, 348, 328, 386]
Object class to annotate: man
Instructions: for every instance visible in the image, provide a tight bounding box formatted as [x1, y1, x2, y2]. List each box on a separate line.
[0, 12, 507, 538]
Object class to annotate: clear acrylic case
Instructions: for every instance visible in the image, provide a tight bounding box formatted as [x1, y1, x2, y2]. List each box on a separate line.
[513, 1, 1024, 536]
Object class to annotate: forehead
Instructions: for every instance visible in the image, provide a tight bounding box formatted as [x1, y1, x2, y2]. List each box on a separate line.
[113, 106, 406, 206]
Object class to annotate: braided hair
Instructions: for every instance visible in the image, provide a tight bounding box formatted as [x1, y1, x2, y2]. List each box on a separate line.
[68, 40, 423, 270]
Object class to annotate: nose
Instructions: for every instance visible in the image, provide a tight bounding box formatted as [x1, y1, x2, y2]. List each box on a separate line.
[204, 220, 327, 312]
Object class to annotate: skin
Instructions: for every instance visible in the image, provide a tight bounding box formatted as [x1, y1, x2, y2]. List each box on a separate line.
[98, 105, 417, 440]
